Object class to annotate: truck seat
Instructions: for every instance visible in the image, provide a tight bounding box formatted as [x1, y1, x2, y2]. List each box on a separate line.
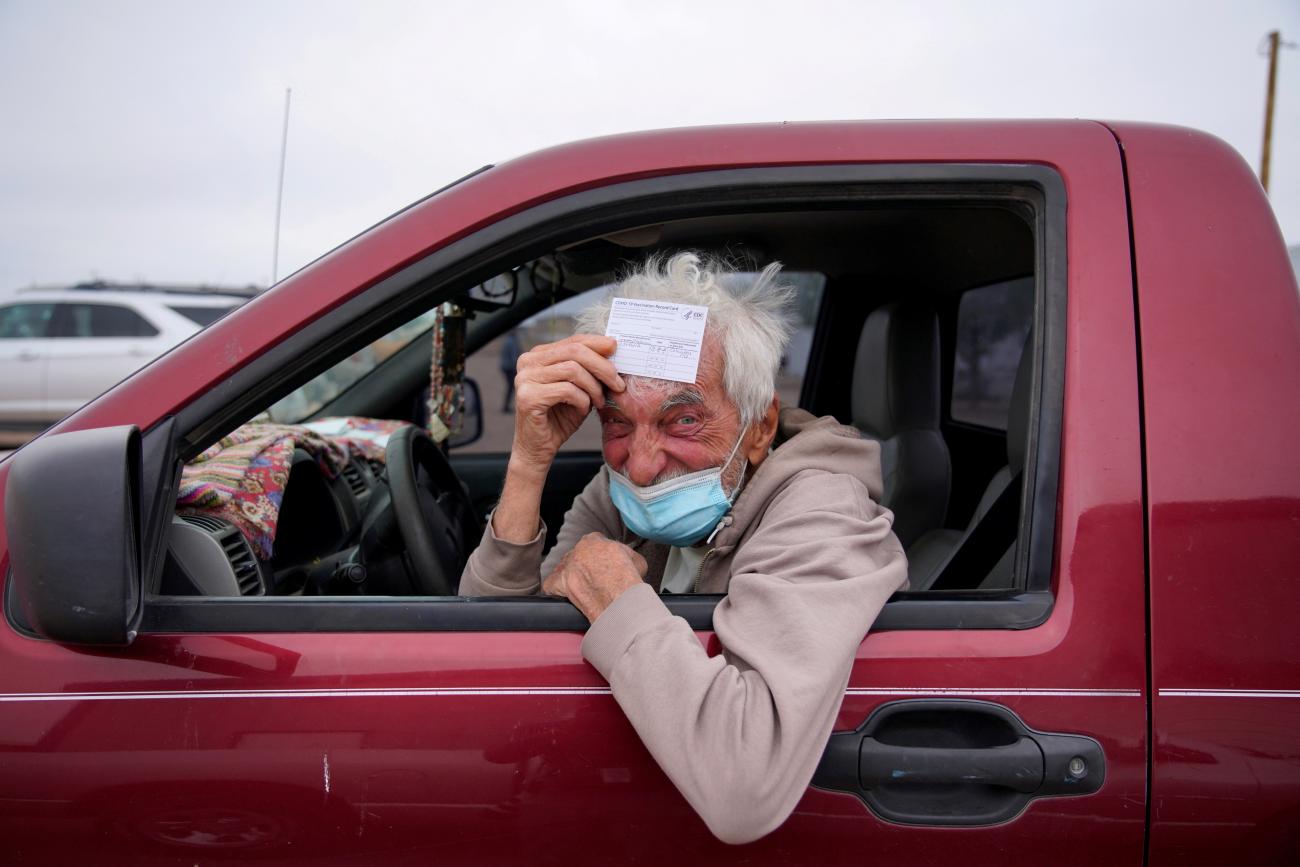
[908, 335, 1033, 590]
[851, 301, 951, 548]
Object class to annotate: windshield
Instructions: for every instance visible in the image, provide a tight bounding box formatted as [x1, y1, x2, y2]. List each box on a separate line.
[266, 310, 439, 423]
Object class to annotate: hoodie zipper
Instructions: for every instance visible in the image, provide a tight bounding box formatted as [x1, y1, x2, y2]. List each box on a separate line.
[692, 515, 734, 593]
[691, 549, 713, 595]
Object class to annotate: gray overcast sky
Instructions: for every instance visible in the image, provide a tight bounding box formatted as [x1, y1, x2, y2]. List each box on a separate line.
[1, 0, 1297, 296]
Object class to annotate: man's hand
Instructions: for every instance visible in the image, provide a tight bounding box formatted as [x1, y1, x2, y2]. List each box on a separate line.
[543, 533, 647, 623]
[512, 334, 624, 471]
[490, 334, 624, 545]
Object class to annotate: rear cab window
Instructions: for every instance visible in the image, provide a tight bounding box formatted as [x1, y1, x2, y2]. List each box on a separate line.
[951, 277, 1034, 429]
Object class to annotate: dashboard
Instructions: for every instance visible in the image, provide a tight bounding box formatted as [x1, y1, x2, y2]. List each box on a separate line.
[163, 451, 384, 597]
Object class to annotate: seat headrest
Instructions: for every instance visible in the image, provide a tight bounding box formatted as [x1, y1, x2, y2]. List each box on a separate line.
[852, 302, 941, 438]
[1006, 334, 1033, 470]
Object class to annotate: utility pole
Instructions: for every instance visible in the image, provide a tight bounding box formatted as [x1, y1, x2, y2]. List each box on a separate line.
[272, 87, 292, 285]
[1260, 31, 1297, 194]
[1261, 31, 1281, 194]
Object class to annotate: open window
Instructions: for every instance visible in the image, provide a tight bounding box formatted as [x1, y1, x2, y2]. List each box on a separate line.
[134, 164, 1065, 634]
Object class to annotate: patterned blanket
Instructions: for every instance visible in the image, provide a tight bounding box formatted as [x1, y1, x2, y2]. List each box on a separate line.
[177, 417, 409, 559]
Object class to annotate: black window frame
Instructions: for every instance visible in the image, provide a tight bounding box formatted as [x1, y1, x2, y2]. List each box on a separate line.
[128, 164, 1066, 635]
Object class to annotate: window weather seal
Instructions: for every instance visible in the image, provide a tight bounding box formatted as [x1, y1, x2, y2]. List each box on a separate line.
[148, 162, 1065, 635]
[140, 590, 1054, 633]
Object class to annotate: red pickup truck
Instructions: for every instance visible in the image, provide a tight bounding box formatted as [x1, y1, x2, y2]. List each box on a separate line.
[1, 120, 1297, 864]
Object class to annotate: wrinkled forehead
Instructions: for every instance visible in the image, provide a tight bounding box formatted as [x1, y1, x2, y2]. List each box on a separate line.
[603, 337, 729, 417]
[603, 335, 728, 413]
[610, 377, 703, 412]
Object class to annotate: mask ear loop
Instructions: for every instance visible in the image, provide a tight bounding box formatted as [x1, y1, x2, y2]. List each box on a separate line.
[702, 429, 751, 547]
[721, 429, 749, 503]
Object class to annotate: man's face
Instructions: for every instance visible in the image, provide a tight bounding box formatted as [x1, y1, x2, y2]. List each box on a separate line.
[597, 338, 744, 488]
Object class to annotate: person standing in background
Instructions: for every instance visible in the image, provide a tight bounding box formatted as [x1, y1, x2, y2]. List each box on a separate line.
[499, 329, 522, 412]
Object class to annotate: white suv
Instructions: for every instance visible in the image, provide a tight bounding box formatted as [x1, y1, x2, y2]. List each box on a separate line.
[0, 285, 247, 438]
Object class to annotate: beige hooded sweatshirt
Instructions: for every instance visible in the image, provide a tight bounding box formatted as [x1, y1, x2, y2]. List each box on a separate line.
[459, 408, 908, 843]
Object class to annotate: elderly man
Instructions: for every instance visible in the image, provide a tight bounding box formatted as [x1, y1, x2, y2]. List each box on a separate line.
[459, 252, 907, 844]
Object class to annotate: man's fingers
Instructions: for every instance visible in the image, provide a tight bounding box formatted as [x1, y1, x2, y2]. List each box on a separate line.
[522, 341, 624, 391]
[530, 360, 605, 408]
[520, 341, 625, 393]
[541, 568, 567, 597]
[554, 333, 617, 356]
[517, 381, 592, 416]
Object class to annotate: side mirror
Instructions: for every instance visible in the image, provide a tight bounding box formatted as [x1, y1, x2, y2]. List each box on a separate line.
[4, 425, 143, 645]
[448, 377, 483, 449]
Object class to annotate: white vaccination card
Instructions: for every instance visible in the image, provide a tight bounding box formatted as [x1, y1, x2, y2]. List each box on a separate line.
[604, 298, 709, 384]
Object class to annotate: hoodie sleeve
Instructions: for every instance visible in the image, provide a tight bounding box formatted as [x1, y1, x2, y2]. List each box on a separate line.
[581, 470, 907, 844]
[458, 465, 623, 596]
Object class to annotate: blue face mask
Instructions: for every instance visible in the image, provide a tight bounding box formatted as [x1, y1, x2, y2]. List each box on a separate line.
[607, 434, 746, 548]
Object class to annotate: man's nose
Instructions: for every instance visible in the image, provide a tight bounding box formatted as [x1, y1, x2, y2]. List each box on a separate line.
[624, 433, 667, 487]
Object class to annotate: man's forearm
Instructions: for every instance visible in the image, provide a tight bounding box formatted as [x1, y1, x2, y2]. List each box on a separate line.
[456, 455, 551, 597]
[490, 455, 550, 543]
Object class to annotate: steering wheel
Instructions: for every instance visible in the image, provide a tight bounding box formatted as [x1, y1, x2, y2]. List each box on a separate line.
[384, 425, 482, 595]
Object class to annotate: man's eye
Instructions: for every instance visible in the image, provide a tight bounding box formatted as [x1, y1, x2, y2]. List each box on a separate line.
[674, 415, 699, 427]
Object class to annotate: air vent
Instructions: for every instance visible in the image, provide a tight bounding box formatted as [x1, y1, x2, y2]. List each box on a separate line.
[219, 529, 264, 596]
[179, 513, 228, 534]
[368, 458, 385, 477]
[341, 459, 368, 498]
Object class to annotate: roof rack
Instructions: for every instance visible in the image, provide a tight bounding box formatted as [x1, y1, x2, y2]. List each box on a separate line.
[73, 280, 263, 298]
[18, 280, 263, 298]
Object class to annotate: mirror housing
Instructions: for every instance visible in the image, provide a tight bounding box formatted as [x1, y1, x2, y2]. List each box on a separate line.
[5, 425, 143, 645]
[448, 377, 483, 449]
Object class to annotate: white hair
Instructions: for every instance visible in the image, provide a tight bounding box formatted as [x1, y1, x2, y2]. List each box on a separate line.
[575, 252, 795, 425]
